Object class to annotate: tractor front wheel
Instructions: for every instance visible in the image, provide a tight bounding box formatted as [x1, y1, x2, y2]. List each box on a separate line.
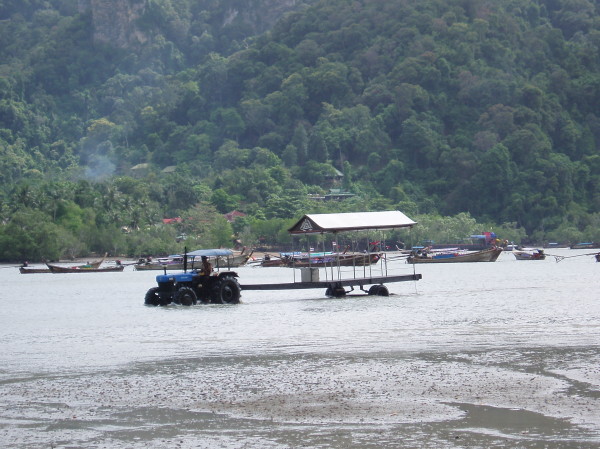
[144, 287, 160, 306]
[174, 287, 197, 306]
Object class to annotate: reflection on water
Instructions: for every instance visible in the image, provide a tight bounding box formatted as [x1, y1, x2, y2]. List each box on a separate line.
[1, 249, 599, 447]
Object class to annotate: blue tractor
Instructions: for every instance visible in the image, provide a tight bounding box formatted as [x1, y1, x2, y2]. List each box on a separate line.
[144, 249, 242, 306]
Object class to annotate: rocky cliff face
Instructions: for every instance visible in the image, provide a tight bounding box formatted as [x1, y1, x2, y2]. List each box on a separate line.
[222, 0, 307, 34]
[78, 0, 147, 48]
[77, 0, 90, 11]
[78, 0, 313, 49]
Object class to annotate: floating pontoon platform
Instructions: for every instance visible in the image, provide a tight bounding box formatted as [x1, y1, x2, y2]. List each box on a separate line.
[241, 211, 422, 297]
[240, 273, 422, 297]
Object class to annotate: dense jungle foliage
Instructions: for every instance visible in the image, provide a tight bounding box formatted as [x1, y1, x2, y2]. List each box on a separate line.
[1, 0, 599, 261]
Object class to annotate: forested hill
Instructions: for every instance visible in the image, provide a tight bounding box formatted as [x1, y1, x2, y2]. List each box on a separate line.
[1, 0, 599, 260]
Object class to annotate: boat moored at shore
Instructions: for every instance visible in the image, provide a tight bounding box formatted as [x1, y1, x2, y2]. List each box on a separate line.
[134, 248, 253, 271]
[46, 263, 125, 273]
[19, 266, 53, 274]
[570, 242, 600, 249]
[19, 254, 108, 274]
[407, 247, 502, 263]
[513, 249, 546, 260]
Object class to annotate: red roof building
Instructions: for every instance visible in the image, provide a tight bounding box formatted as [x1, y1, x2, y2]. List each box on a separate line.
[224, 211, 246, 222]
[162, 217, 182, 224]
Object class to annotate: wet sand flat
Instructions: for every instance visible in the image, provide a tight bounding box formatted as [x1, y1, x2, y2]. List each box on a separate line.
[2, 346, 600, 448]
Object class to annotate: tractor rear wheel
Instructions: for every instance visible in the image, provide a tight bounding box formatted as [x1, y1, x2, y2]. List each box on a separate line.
[212, 276, 241, 304]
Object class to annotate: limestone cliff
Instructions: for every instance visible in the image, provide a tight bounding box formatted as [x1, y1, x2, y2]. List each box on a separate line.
[78, 0, 147, 48]
[221, 0, 307, 34]
[78, 0, 313, 49]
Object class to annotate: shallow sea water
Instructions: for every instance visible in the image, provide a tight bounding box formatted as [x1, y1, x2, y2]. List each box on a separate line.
[1, 249, 599, 448]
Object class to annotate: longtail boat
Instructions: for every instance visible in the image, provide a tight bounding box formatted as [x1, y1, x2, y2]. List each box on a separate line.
[407, 247, 502, 264]
[134, 248, 253, 271]
[46, 264, 124, 273]
[19, 253, 107, 274]
[512, 249, 546, 260]
[286, 252, 381, 268]
[19, 267, 53, 274]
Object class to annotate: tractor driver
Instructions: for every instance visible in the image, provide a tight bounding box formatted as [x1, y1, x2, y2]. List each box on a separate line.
[200, 255, 213, 276]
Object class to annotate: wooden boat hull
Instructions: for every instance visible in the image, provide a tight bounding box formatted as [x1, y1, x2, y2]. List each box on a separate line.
[46, 264, 125, 273]
[19, 267, 52, 274]
[134, 251, 253, 270]
[407, 248, 502, 263]
[287, 253, 381, 268]
[20, 254, 107, 273]
[134, 263, 185, 271]
[260, 258, 287, 267]
[134, 259, 249, 270]
[87, 253, 107, 269]
[513, 251, 546, 260]
[570, 242, 600, 249]
[215, 252, 253, 267]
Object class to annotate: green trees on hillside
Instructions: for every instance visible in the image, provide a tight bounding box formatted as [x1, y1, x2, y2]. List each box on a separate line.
[0, 0, 599, 260]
